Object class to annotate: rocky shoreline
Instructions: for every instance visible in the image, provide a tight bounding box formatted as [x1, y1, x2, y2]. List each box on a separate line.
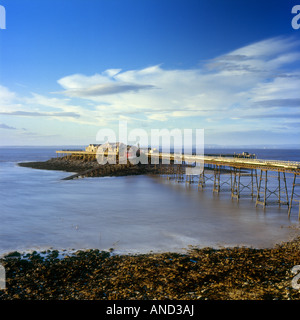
[17, 156, 235, 179]
[18, 156, 160, 178]
[0, 237, 299, 300]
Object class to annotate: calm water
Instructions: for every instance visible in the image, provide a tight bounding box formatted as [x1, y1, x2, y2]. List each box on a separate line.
[0, 147, 299, 256]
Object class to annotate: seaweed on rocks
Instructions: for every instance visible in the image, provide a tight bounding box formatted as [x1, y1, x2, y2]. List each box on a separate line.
[18, 157, 160, 178]
[0, 237, 299, 300]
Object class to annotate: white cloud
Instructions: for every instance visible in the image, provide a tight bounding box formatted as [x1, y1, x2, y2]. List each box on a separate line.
[0, 85, 21, 113]
[250, 76, 300, 101]
[1, 36, 300, 145]
[230, 36, 300, 61]
[57, 73, 111, 89]
[0, 85, 16, 103]
[52, 36, 300, 129]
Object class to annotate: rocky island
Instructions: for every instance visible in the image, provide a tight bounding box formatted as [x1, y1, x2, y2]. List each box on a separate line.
[18, 143, 159, 179]
[18, 156, 159, 179]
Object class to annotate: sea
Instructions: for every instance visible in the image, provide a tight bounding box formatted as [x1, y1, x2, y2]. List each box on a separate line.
[0, 146, 299, 256]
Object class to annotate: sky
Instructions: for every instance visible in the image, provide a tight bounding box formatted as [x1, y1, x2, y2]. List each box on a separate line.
[0, 0, 300, 147]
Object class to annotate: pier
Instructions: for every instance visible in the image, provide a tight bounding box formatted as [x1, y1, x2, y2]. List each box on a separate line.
[153, 152, 300, 219]
[56, 149, 300, 219]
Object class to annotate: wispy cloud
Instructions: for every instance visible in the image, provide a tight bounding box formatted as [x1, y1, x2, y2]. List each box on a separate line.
[0, 123, 16, 130]
[59, 83, 156, 97]
[0, 85, 17, 104]
[0, 111, 80, 118]
[252, 99, 300, 108]
[239, 113, 300, 119]
[51, 37, 300, 127]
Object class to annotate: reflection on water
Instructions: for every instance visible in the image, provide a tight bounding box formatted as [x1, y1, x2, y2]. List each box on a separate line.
[0, 161, 299, 256]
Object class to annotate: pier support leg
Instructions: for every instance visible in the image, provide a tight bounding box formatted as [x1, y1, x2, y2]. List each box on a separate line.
[288, 174, 296, 217]
[213, 166, 221, 193]
[185, 166, 195, 184]
[256, 170, 267, 208]
[251, 169, 258, 200]
[277, 172, 289, 207]
[198, 170, 206, 189]
[256, 170, 290, 209]
[231, 168, 257, 202]
[288, 174, 300, 219]
[231, 168, 241, 201]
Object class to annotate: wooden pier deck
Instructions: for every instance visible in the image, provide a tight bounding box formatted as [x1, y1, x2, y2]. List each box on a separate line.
[56, 150, 300, 172]
[149, 152, 300, 173]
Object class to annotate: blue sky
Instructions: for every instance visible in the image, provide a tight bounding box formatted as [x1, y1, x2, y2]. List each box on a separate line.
[0, 0, 300, 146]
